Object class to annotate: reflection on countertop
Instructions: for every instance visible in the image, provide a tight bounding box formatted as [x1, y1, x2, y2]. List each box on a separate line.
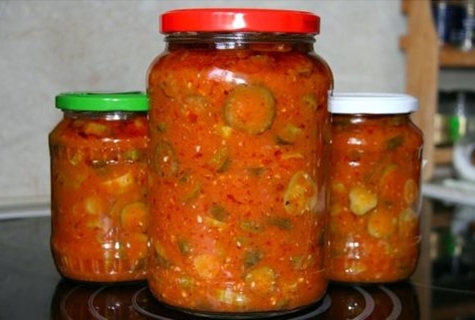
[1, 198, 475, 319]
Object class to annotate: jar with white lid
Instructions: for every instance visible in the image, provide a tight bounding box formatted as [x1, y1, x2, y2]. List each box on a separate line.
[326, 93, 423, 283]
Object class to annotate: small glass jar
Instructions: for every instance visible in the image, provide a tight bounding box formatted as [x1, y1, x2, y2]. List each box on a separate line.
[49, 92, 149, 283]
[326, 93, 423, 283]
[147, 8, 333, 316]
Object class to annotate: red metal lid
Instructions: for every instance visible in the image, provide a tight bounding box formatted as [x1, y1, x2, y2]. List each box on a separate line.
[160, 8, 320, 34]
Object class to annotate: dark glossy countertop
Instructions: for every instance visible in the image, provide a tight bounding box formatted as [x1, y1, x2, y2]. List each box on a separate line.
[2, 199, 475, 319]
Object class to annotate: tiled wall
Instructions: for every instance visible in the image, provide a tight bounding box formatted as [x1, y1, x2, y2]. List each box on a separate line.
[0, 1, 405, 209]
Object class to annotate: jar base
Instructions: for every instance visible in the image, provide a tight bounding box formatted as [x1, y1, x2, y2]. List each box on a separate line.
[157, 300, 326, 319]
[328, 276, 412, 286]
[52, 251, 147, 283]
[59, 275, 147, 287]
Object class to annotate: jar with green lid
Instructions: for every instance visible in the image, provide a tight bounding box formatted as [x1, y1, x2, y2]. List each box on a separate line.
[146, 8, 333, 316]
[326, 93, 423, 283]
[49, 92, 149, 283]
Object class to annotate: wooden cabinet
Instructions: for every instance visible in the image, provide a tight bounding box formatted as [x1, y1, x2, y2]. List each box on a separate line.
[401, 0, 475, 181]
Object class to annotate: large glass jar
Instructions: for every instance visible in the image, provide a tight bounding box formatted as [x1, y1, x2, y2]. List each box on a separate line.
[327, 93, 424, 283]
[49, 92, 149, 283]
[147, 8, 333, 316]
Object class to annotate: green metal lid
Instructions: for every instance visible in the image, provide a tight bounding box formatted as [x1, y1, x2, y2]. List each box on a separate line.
[55, 92, 149, 112]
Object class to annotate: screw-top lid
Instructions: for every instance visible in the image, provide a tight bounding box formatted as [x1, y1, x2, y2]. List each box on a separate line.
[160, 8, 320, 34]
[329, 93, 418, 114]
[55, 92, 149, 112]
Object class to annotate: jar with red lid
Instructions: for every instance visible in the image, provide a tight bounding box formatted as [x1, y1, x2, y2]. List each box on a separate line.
[326, 93, 424, 283]
[146, 8, 333, 316]
[49, 92, 149, 283]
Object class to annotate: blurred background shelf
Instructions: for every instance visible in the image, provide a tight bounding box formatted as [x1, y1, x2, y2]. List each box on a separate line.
[434, 146, 453, 165]
[440, 45, 475, 67]
[401, 0, 475, 182]
[423, 179, 475, 207]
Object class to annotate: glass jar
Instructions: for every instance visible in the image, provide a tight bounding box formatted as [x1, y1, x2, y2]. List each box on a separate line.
[147, 8, 333, 316]
[327, 93, 423, 283]
[49, 92, 149, 283]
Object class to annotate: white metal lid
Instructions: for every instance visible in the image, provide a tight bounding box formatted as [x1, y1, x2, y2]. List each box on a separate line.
[328, 93, 418, 114]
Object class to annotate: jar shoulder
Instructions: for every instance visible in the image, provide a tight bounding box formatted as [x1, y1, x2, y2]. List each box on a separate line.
[331, 116, 423, 149]
[49, 114, 148, 146]
[149, 48, 331, 76]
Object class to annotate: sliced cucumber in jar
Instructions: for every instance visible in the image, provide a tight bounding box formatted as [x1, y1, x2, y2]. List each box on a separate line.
[243, 248, 263, 268]
[223, 85, 276, 135]
[244, 266, 276, 295]
[193, 254, 221, 280]
[275, 123, 302, 145]
[349, 185, 377, 216]
[154, 141, 179, 177]
[120, 201, 148, 233]
[207, 147, 231, 172]
[284, 171, 317, 215]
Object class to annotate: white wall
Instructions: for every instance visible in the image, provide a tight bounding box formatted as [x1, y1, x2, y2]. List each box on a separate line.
[0, 0, 407, 207]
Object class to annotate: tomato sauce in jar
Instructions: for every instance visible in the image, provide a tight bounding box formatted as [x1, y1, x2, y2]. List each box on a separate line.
[147, 8, 333, 316]
[326, 93, 424, 283]
[49, 92, 149, 283]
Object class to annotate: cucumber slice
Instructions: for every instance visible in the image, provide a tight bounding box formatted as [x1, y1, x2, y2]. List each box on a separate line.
[398, 207, 418, 237]
[404, 179, 419, 205]
[207, 147, 230, 172]
[181, 183, 201, 205]
[154, 141, 179, 177]
[367, 208, 397, 239]
[243, 248, 263, 268]
[224, 85, 275, 135]
[240, 220, 263, 234]
[284, 171, 317, 215]
[83, 122, 109, 136]
[120, 201, 148, 233]
[122, 149, 142, 162]
[153, 242, 172, 268]
[267, 217, 292, 230]
[82, 195, 107, 216]
[349, 185, 377, 215]
[275, 124, 302, 145]
[193, 254, 220, 280]
[302, 93, 318, 111]
[244, 266, 276, 295]
[215, 288, 248, 307]
[177, 275, 194, 289]
[177, 238, 193, 255]
[210, 204, 229, 222]
[386, 135, 404, 150]
[181, 94, 209, 119]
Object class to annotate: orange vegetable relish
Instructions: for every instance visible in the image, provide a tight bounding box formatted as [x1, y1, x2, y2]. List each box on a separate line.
[147, 9, 333, 315]
[49, 92, 149, 283]
[326, 94, 423, 283]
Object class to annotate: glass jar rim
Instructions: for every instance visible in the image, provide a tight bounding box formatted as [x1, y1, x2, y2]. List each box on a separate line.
[329, 93, 418, 114]
[160, 8, 320, 34]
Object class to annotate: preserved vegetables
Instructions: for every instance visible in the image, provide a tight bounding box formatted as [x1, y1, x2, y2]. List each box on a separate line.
[327, 93, 423, 283]
[147, 8, 333, 315]
[49, 92, 149, 283]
